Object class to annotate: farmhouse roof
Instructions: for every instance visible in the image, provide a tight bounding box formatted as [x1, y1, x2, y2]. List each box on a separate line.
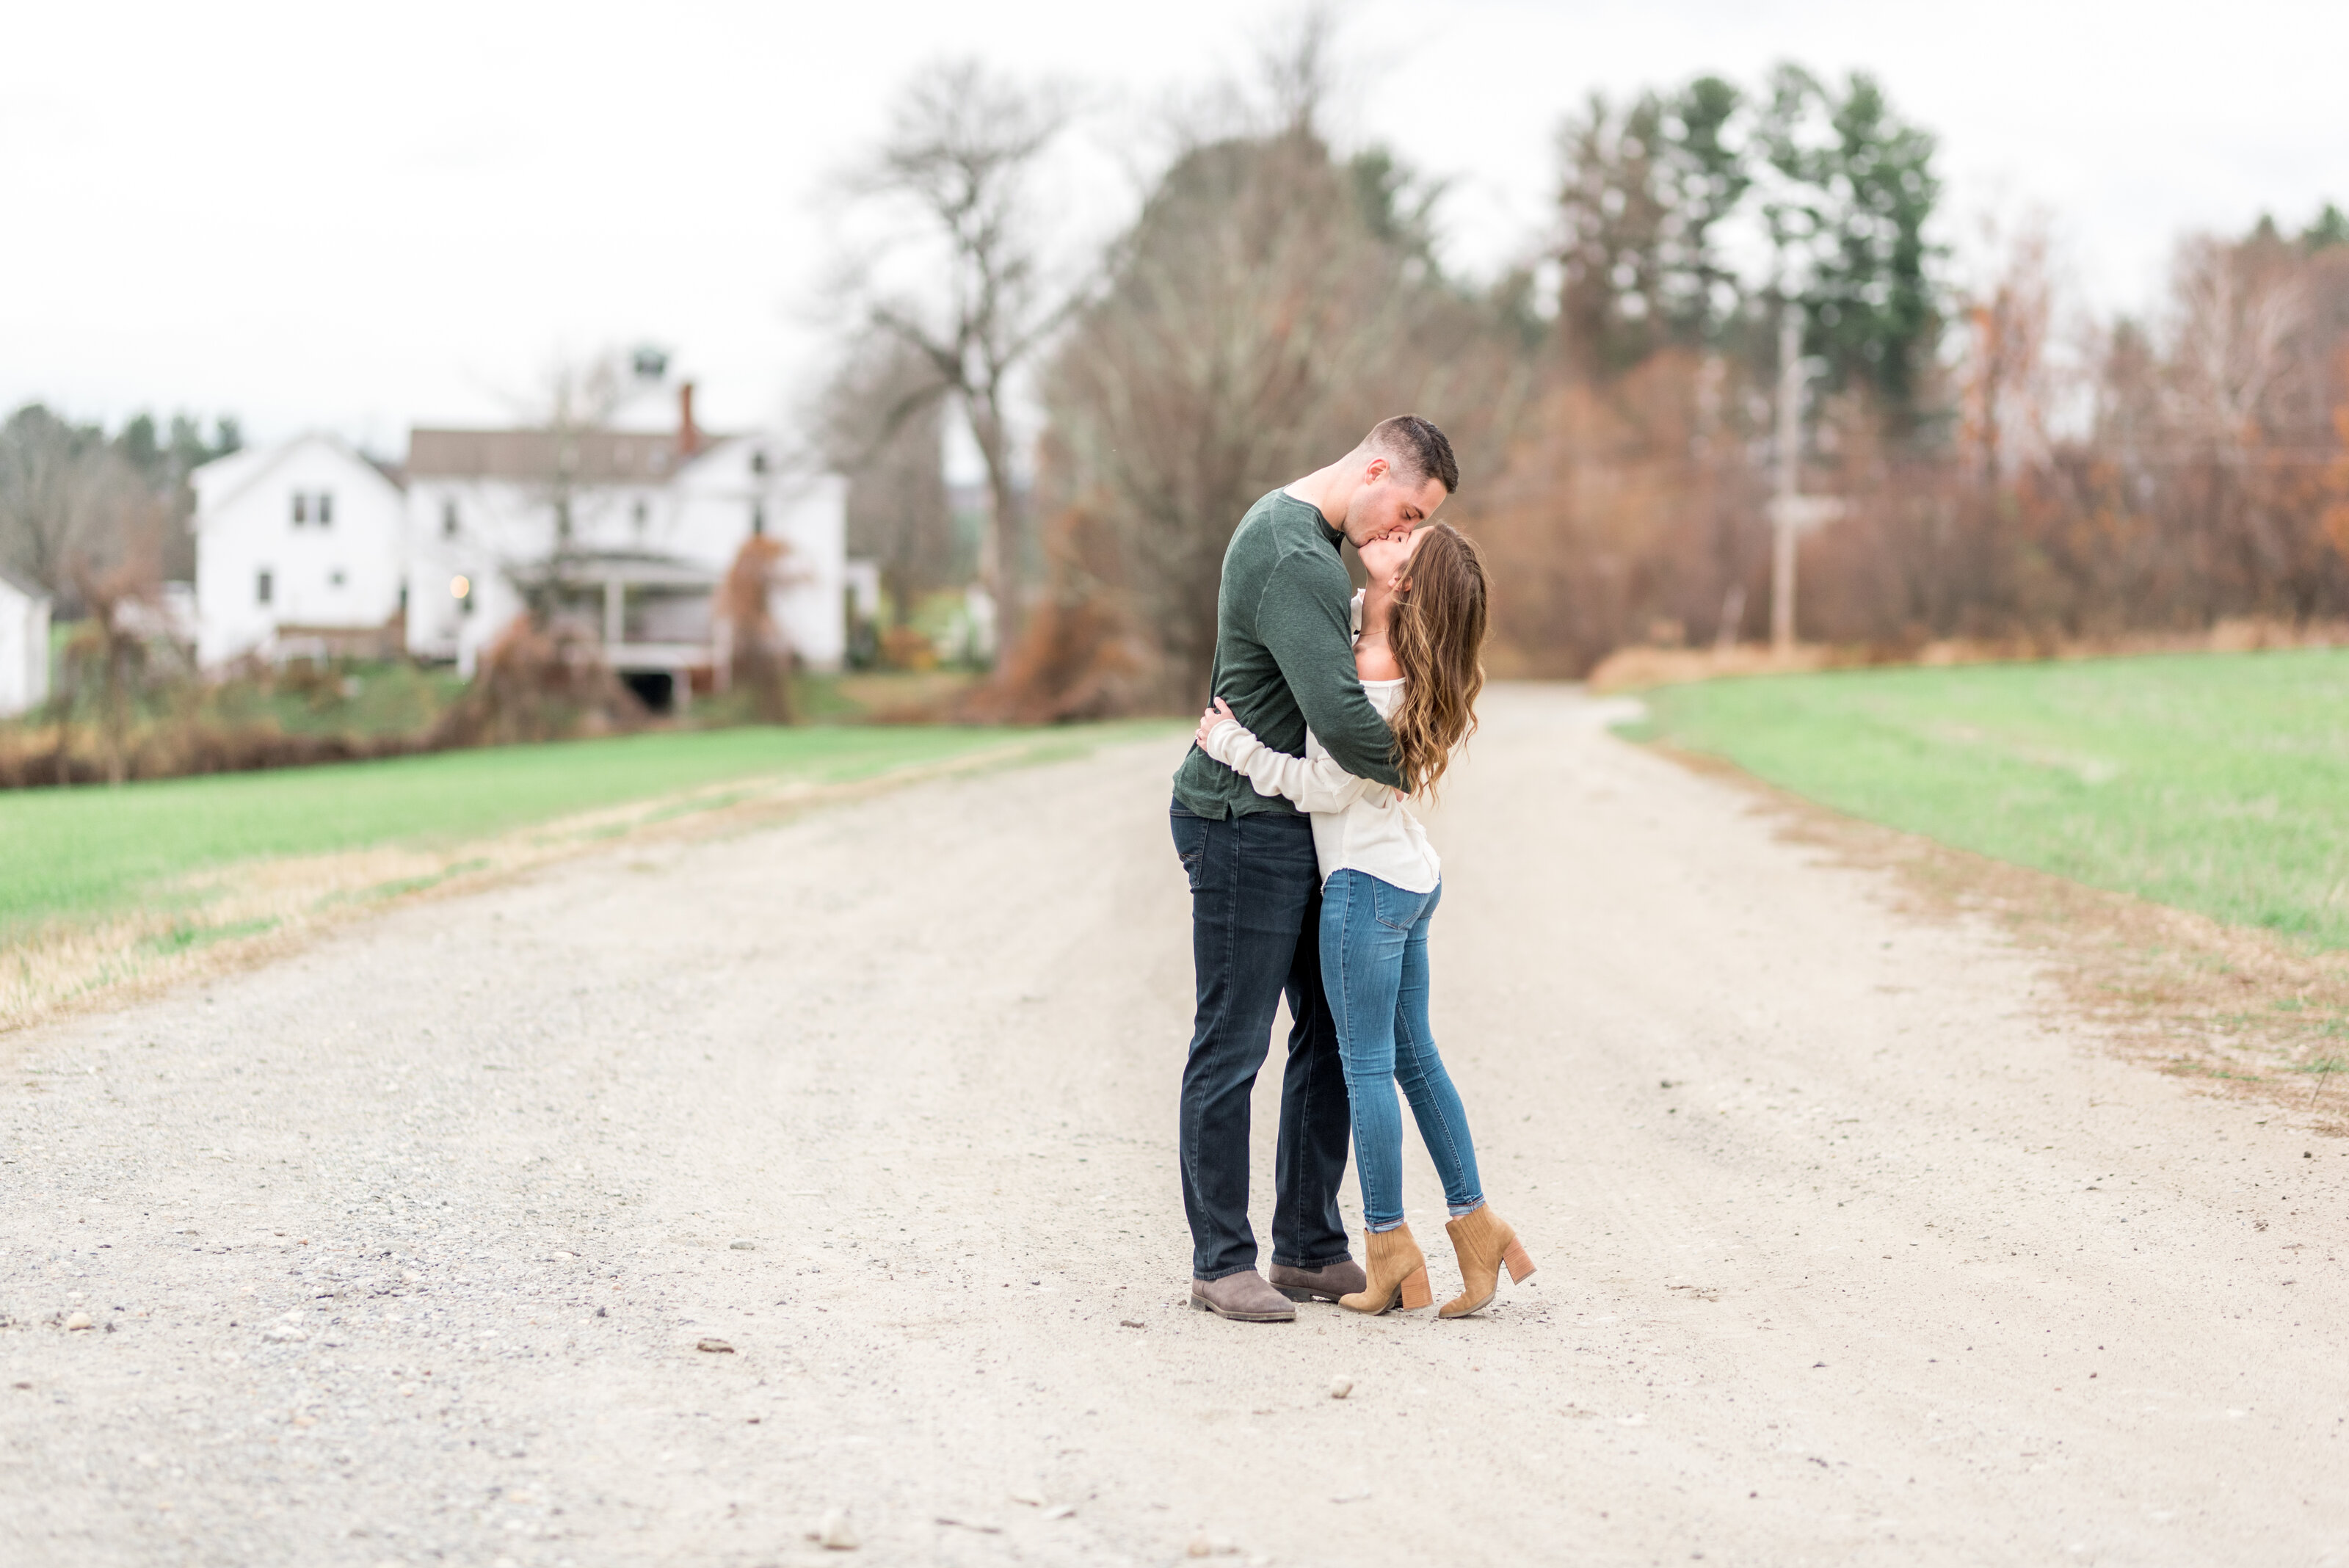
[189, 441, 275, 496]
[191, 432, 406, 518]
[406, 428, 732, 484]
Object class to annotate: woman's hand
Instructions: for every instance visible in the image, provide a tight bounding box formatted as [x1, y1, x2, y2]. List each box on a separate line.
[1195, 697, 1239, 750]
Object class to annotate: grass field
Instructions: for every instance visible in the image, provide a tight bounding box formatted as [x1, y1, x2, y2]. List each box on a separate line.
[0, 723, 1103, 939]
[1635, 649, 2349, 950]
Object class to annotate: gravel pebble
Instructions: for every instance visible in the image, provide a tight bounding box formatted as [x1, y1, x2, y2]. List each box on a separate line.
[816, 1508, 859, 1550]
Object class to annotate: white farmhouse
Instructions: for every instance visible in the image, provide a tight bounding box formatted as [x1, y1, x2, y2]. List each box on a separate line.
[191, 385, 849, 705]
[404, 386, 846, 699]
[190, 434, 407, 668]
[0, 568, 52, 719]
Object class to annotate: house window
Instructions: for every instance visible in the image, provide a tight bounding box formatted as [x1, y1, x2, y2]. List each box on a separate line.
[751, 504, 766, 537]
[441, 500, 459, 538]
[750, 449, 769, 475]
[317, 492, 333, 526]
[291, 493, 307, 525]
[329, 569, 346, 589]
[632, 498, 648, 531]
[256, 569, 274, 606]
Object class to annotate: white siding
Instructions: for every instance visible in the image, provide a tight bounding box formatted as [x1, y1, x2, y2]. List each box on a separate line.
[401, 476, 556, 674]
[769, 474, 848, 671]
[0, 578, 50, 719]
[192, 436, 406, 667]
[667, 438, 847, 671]
[196, 425, 849, 679]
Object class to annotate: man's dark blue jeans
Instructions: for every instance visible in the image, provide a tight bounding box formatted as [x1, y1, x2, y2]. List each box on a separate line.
[1171, 799, 1354, 1282]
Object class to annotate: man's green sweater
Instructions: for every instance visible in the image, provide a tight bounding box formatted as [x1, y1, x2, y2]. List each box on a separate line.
[1172, 489, 1403, 819]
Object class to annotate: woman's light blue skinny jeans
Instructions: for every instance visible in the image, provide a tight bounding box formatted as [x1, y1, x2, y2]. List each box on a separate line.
[1319, 868, 1483, 1233]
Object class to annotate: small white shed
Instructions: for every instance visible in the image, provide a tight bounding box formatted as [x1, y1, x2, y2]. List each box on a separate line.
[0, 568, 52, 719]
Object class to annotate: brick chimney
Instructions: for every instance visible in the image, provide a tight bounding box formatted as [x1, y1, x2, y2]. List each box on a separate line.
[677, 380, 700, 458]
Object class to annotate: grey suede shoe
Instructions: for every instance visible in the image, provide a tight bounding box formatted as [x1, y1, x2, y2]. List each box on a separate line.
[1188, 1270, 1296, 1322]
[1268, 1258, 1367, 1303]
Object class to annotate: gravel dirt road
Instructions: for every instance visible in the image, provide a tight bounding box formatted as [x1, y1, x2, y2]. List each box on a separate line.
[4, 684, 2345, 1567]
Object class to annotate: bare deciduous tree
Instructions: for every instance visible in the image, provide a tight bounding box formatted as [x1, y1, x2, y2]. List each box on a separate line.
[2166, 233, 2307, 452]
[0, 407, 175, 779]
[1959, 211, 2061, 487]
[818, 333, 954, 635]
[1041, 115, 1518, 703]
[503, 352, 638, 624]
[847, 58, 1075, 649]
[65, 518, 169, 785]
[0, 405, 148, 606]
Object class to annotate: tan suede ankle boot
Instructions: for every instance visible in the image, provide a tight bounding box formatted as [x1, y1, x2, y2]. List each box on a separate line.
[1338, 1224, 1434, 1315]
[1439, 1205, 1535, 1318]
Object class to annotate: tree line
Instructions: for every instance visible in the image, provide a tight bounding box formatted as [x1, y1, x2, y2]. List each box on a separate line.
[828, 37, 2349, 714]
[12, 35, 2344, 741]
[0, 406, 239, 606]
[0, 407, 243, 779]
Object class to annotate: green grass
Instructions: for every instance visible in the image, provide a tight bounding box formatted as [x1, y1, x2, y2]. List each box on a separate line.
[1636, 648, 2349, 948]
[0, 723, 1125, 937]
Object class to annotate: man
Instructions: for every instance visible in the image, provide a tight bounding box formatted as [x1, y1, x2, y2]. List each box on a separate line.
[1170, 414, 1461, 1322]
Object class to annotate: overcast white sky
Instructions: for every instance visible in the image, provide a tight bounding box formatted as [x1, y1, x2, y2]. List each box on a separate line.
[4, 0, 2342, 450]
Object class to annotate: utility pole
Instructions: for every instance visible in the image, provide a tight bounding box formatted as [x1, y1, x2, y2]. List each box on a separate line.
[1770, 305, 1803, 656]
[1767, 302, 1842, 656]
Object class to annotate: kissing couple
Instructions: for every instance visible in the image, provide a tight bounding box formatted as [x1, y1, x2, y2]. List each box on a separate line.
[1169, 415, 1535, 1324]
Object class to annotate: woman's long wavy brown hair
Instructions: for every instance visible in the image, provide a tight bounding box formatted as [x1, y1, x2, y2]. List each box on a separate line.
[1387, 521, 1489, 798]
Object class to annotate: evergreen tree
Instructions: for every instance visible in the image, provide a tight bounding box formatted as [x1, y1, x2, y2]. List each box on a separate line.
[1557, 84, 1753, 371]
[2303, 202, 2349, 251]
[1759, 65, 1944, 428]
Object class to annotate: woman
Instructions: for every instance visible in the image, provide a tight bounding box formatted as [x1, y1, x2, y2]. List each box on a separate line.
[1194, 520, 1533, 1317]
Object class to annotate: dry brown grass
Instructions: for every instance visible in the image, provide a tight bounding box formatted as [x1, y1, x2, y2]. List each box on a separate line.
[1658, 743, 2349, 1134]
[0, 739, 1049, 1047]
[830, 670, 983, 723]
[1589, 617, 2349, 694]
[1587, 644, 1843, 692]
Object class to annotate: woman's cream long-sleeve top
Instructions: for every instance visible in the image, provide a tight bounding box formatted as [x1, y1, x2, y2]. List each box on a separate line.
[1200, 672, 1441, 894]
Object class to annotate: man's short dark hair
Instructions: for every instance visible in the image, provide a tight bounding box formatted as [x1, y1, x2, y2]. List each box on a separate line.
[1364, 414, 1459, 494]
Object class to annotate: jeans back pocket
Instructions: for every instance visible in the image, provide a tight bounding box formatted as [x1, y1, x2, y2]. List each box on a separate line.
[1372, 879, 1428, 932]
[1169, 810, 1208, 893]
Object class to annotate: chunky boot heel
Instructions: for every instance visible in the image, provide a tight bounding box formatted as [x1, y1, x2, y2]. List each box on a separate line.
[1340, 1224, 1434, 1315]
[1440, 1205, 1532, 1319]
[1398, 1266, 1433, 1310]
